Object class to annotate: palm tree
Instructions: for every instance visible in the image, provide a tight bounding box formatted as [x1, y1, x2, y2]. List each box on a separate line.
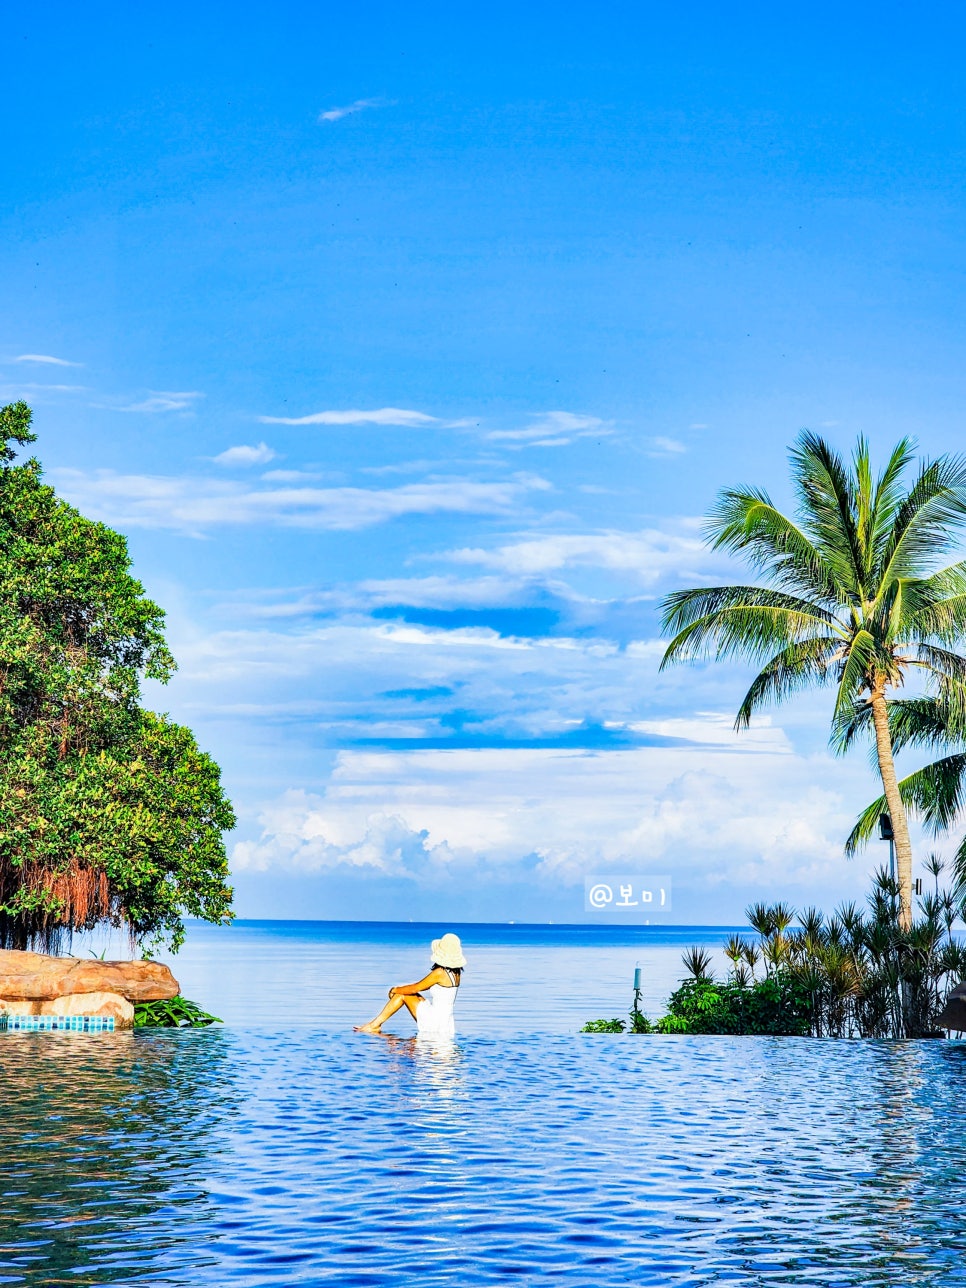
[660, 432, 966, 930]
[846, 692, 966, 895]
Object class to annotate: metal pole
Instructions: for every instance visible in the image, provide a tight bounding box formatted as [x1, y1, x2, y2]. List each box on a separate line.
[889, 838, 895, 883]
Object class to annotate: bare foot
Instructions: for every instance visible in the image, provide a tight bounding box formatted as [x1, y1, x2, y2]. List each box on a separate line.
[354, 1022, 382, 1034]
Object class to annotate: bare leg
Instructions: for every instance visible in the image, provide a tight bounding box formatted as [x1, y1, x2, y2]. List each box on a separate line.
[355, 992, 422, 1034]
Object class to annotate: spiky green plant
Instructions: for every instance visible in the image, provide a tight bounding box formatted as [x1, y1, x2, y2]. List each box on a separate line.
[661, 432, 966, 929]
[584, 883, 965, 1038]
[133, 996, 221, 1028]
[682, 945, 714, 979]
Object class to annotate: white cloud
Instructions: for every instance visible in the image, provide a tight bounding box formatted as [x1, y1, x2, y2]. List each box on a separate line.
[213, 442, 277, 467]
[445, 527, 721, 585]
[155, 604, 767, 772]
[171, 619, 619, 689]
[486, 411, 609, 447]
[13, 353, 82, 367]
[629, 712, 791, 750]
[645, 436, 687, 457]
[318, 97, 391, 123]
[111, 391, 204, 414]
[229, 744, 872, 908]
[258, 469, 334, 483]
[259, 407, 436, 427]
[221, 575, 546, 620]
[52, 469, 551, 535]
[233, 796, 456, 875]
[5, 382, 88, 394]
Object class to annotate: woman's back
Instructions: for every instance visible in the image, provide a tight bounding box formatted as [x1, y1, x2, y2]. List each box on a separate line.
[416, 968, 459, 1037]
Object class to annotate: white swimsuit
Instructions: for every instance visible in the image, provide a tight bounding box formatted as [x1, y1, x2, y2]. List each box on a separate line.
[416, 968, 459, 1038]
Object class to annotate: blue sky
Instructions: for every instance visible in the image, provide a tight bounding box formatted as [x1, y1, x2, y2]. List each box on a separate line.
[4, 3, 966, 922]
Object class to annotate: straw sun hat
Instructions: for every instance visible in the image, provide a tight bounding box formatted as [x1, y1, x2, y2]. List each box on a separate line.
[431, 933, 467, 969]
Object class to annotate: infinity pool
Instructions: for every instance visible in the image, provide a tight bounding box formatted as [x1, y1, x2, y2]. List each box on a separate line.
[2, 1029, 965, 1286]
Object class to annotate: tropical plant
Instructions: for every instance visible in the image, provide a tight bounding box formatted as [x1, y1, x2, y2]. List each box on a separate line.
[681, 945, 714, 979]
[583, 881, 965, 1038]
[0, 402, 235, 952]
[581, 1017, 627, 1033]
[133, 996, 222, 1028]
[661, 431, 966, 929]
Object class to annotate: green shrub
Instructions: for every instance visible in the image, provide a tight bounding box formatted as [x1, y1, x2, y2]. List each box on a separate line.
[582, 869, 966, 1039]
[133, 996, 221, 1028]
[655, 974, 811, 1036]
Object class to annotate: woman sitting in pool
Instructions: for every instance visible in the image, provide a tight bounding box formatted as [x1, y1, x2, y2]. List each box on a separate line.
[354, 933, 465, 1038]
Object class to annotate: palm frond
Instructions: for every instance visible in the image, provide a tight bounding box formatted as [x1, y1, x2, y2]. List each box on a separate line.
[706, 488, 841, 602]
[791, 431, 865, 598]
[910, 754, 966, 833]
[831, 629, 878, 724]
[735, 636, 841, 728]
[877, 454, 966, 586]
[869, 437, 918, 565]
[660, 590, 837, 670]
[886, 696, 964, 752]
[829, 696, 873, 755]
[661, 585, 835, 634]
[911, 592, 966, 643]
[915, 643, 966, 686]
[905, 561, 966, 640]
[952, 833, 966, 896]
[847, 754, 966, 854]
[845, 795, 886, 855]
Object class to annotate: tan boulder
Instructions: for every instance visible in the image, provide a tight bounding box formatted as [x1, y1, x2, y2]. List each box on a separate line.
[40, 991, 134, 1028]
[0, 949, 178, 1002]
[0, 999, 41, 1016]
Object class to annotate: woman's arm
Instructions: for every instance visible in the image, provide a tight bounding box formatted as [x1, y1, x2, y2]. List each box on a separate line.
[389, 968, 448, 997]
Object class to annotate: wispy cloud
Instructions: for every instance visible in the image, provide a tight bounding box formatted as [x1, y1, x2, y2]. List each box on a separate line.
[318, 97, 391, 123]
[110, 391, 204, 414]
[13, 353, 83, 367]
[213, 442, 277, 467]
[259, 407, 436, 427]
[3, 382, 88, 394]
[445, 526, 721, 584]
[12, 352, 83, 368]
[219, 574, 557, 621]
[486, 411, 609, 448]
[52, 469, 551, 535]
[645, 436, 687, 458]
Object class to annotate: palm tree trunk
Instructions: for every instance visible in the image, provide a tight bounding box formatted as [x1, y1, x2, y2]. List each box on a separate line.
[869, 687, 913, 930]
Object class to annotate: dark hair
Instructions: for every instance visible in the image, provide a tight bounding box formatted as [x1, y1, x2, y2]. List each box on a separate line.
[433, 962, 462, 980]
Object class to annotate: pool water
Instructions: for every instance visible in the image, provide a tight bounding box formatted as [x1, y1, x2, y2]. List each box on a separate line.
[2, 923, 965, 1286]
[3, 1030, 966, 1285]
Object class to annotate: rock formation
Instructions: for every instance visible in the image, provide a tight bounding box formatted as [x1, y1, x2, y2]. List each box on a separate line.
[0, 949, 179, 1030]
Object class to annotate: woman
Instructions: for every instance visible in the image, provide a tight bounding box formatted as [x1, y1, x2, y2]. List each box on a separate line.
[355, 933, 466, 1037]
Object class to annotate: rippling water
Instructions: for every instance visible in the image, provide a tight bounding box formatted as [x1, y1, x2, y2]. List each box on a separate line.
[3, 924, 966, 1286]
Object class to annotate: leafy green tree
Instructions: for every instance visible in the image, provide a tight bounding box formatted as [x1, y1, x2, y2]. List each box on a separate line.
[660, 432, 966, 929]
[0, 402, 234, 951]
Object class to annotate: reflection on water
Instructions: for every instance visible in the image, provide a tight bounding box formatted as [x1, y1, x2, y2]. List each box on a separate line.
[3, 1031, 966, 1285]
[382, 1033, 467, 1101]
[0, 1031, 238, 1286]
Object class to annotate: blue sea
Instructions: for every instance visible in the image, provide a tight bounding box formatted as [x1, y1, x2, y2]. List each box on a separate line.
[2, 920, 965, 1286]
